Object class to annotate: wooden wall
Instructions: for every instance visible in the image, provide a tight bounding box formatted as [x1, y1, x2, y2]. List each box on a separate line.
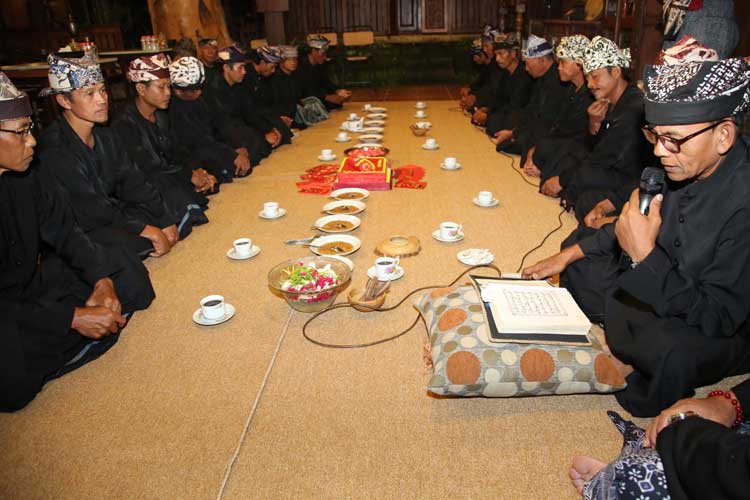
[286, 0, 390, 36]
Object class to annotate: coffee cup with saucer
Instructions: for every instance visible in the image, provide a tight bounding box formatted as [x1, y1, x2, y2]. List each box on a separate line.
[336, 131, 350, 142]
[432, 221, 464, 242]
[193, 295, 236, 326]
[227, 237, 261, 260]
[441, 157, 461, 170]
[318, 149, 336, 161]
[414, 110, 428, 119]
[367, 256, 404, 281]
[259, 201, 287, 219]
[422, 138, 439, 150]
[473, 190, 499, 208]
[415, 101, 427, 109]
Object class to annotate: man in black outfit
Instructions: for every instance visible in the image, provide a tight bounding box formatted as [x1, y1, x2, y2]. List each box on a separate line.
[296, 35, 351, 111]
[523, 56, 750, 417]
[0, 72, 154, 412]
[245, 46, 293, 145]
[465, 27, 507, 122]
[268, 45, 305, 130]
[36, 55, 177, 259]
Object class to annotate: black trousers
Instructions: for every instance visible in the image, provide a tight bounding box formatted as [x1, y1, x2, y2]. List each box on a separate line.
[0, 249, 154, 412]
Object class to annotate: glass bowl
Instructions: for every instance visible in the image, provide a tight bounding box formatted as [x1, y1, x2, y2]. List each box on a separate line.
[268, 256, 352, 313]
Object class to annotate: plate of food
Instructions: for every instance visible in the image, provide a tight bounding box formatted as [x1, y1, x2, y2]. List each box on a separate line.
[364, 120, 386, 126]
[344, 145, 390, 157]
[364, 106, 387, 113]
[314, 214, 361, 233]
[359, 127, 385, 133]
[358, 134, 383, 143]
[330, 187, 370, 201]
[310, 234, 361, 256]
[365, 113, 387, 119]
[322, 199, 367, 215]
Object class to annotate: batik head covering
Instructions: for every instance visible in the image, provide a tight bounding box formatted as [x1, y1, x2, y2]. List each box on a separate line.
[0, 72, 31, 121]
[280, 45, 298, 59]
[582, 36, 631, 74]
[127, 53, 171, 82]
[169, 56, 205, 90]
[658, 35, 718, 65]
[555, 35, 590, 65]
[522, 34, 553, 59]
[39, 54, 104, 97]
[257, 45, 282, 64]
[198, 38, 218, 47]
[481, 25, 500, 43]
[493, 32, 520, 51]
[644, 57, 750, 125]
[307, 35, 330, 51]
[217, 44, 250, 64]
[470, 39, 484, 56]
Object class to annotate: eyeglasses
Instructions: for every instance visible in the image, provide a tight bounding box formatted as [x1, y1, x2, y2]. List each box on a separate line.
[642, 120, 726, 154]
[0, 121, 34, 137]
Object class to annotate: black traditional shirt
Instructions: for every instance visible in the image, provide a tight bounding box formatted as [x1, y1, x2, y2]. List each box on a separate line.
[295, 54, 337, 103]
[202, 72, 272, 134]
[511, 63, 572, 146]
[269, 68, 303, 119]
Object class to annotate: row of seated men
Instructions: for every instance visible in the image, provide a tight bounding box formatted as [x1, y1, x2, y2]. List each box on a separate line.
[461, 28, 750, 419]
[0, 35, 351, 412]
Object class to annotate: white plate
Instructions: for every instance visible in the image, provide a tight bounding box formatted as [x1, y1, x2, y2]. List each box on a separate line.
[313, 214, 362, 233]
[258, 208, 287, 220]
[318, 154, 337, 161]
[415, 103, 427, 109]
[472, 197, 499, 208]
[358, 134, 383, 143]
[414, 113, 429, 119]
[328, 255, 354, 270]
[440, 162, 462, 171]
[422, 144, 439, 150]
[367, 265, 405, 281]
[364, 106, 387, 112]
[192, 303, 236, 326]
[414, 121, 432, 129]
[366, 113, 387, 119]
[335, 137, 351, 142]
[432, 229, 465, 243]
[359, 127, 385, 133]
[457, 248, 494, 266]
[226, 245, 261, 260]
[322, 199, 366, 215]
[330, 187, 370, 201]
[310, 234, 362, 256]
[364, 120, 385, 126]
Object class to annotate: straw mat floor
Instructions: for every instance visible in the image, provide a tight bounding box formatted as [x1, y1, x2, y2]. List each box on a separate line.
[0, 101, 738, 499]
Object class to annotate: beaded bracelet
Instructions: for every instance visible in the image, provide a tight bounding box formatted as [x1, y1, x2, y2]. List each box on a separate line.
[708, 390, 744, 427]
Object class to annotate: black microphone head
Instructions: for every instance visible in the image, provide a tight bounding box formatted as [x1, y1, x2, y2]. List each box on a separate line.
[640, 166, 665, 195]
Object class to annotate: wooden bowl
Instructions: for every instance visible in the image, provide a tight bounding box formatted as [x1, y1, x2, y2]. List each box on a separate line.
[347, 287, 387, 312]
[375, 235, 421, 258]
[410, 124, 428, 137]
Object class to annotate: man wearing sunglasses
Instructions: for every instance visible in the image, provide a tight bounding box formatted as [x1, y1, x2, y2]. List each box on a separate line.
[0, 72, 154, 411]
[523, 55, 750, 418]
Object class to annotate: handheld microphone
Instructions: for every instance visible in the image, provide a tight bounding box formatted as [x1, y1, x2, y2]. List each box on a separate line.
[638, 167, 666, 215]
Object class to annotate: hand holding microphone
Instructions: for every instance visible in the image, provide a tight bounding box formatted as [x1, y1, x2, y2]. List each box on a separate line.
[615, 167, 666, 263]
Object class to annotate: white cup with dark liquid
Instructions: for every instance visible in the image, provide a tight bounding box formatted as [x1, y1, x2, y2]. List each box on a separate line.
[233, 237, 252, 257]
[200, 295, 225, 320]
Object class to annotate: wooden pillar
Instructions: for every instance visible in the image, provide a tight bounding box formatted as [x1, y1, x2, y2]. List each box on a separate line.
[146, 0, 232, 46]
[256, 0, 289, 44]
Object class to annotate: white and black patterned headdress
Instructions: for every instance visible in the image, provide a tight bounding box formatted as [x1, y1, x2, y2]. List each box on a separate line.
[645, 58, 750, 125]
[582, 36, 630, 74]
[169, 56, 205, 90]
[555, 35, 590, 65]
[40, 54, 104, 97]
[0, 72, 31, 120]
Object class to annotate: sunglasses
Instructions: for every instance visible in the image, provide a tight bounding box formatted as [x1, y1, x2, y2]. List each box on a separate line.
[642, 120, 727, 154]
[0, 121, 34, 137]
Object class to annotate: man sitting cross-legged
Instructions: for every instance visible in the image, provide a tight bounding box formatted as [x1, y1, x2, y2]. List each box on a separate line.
[36, 55, 177, 259]
[113, 53, 211, 241]
[523, 56, 750, 417]
[0, 72, 155, 412]
[295, 35, 352, 111]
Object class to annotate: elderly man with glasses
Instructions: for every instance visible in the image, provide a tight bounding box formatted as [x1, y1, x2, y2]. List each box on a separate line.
[522, 54, 750, 418]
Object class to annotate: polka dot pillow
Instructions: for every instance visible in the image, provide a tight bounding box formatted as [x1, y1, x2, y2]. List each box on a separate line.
[415, 286, 627, 397]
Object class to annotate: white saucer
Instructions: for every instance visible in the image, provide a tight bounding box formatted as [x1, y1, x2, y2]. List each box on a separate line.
[193, 303, 236, 326]
[432, 229, 465, 243]
[415, 104, 427, 109]
[422, 144, 439, 150]
[457, 248, 494, 266]
[440, 162, 462, 171]
[367, 265, 405, 281]
[335, 137, 351, 143]
[258, 208, 287, 220]
[226, 245, 261, 260]
[318, 154, 337, 161]
[414, 114, 429, 119]
[472, 197, 499, 208]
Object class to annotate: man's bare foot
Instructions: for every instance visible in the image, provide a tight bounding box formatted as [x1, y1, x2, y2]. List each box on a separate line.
[590, 326, 634, 379]
[569, 455, 607, 495]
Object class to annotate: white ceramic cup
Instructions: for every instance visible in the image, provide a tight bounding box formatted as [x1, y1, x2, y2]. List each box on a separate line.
[424, 138, 437, 148]
[375, 256, 400, 280]
[321, 148, 333, 159]
[416, 101, 426, 108]
[439, 222, 462, 240]
[478, 191, 493, 206]
[337, 131, 349, 141]
[349, 113, 358, 120]
[233, 237, 252, 256]
[200, 295, 225, 320]
[444, 157, 457, 169]
[263, 201, 279, 217]
[416, 110, 426, 118]
[363, 104, 372, 111]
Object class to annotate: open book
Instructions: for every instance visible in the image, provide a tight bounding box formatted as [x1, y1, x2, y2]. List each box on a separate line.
[470, 276, 591, 345]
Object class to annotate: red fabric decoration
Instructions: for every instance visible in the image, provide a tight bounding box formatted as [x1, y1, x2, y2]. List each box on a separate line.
[393, 164, 427, 189]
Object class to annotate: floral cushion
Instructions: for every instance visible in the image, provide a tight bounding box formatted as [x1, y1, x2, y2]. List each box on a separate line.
[415, 286, 627, 397]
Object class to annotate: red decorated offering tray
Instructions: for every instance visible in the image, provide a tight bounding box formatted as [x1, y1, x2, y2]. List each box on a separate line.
[334, 156, 392, 191]
[344, 145, 390, 158]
